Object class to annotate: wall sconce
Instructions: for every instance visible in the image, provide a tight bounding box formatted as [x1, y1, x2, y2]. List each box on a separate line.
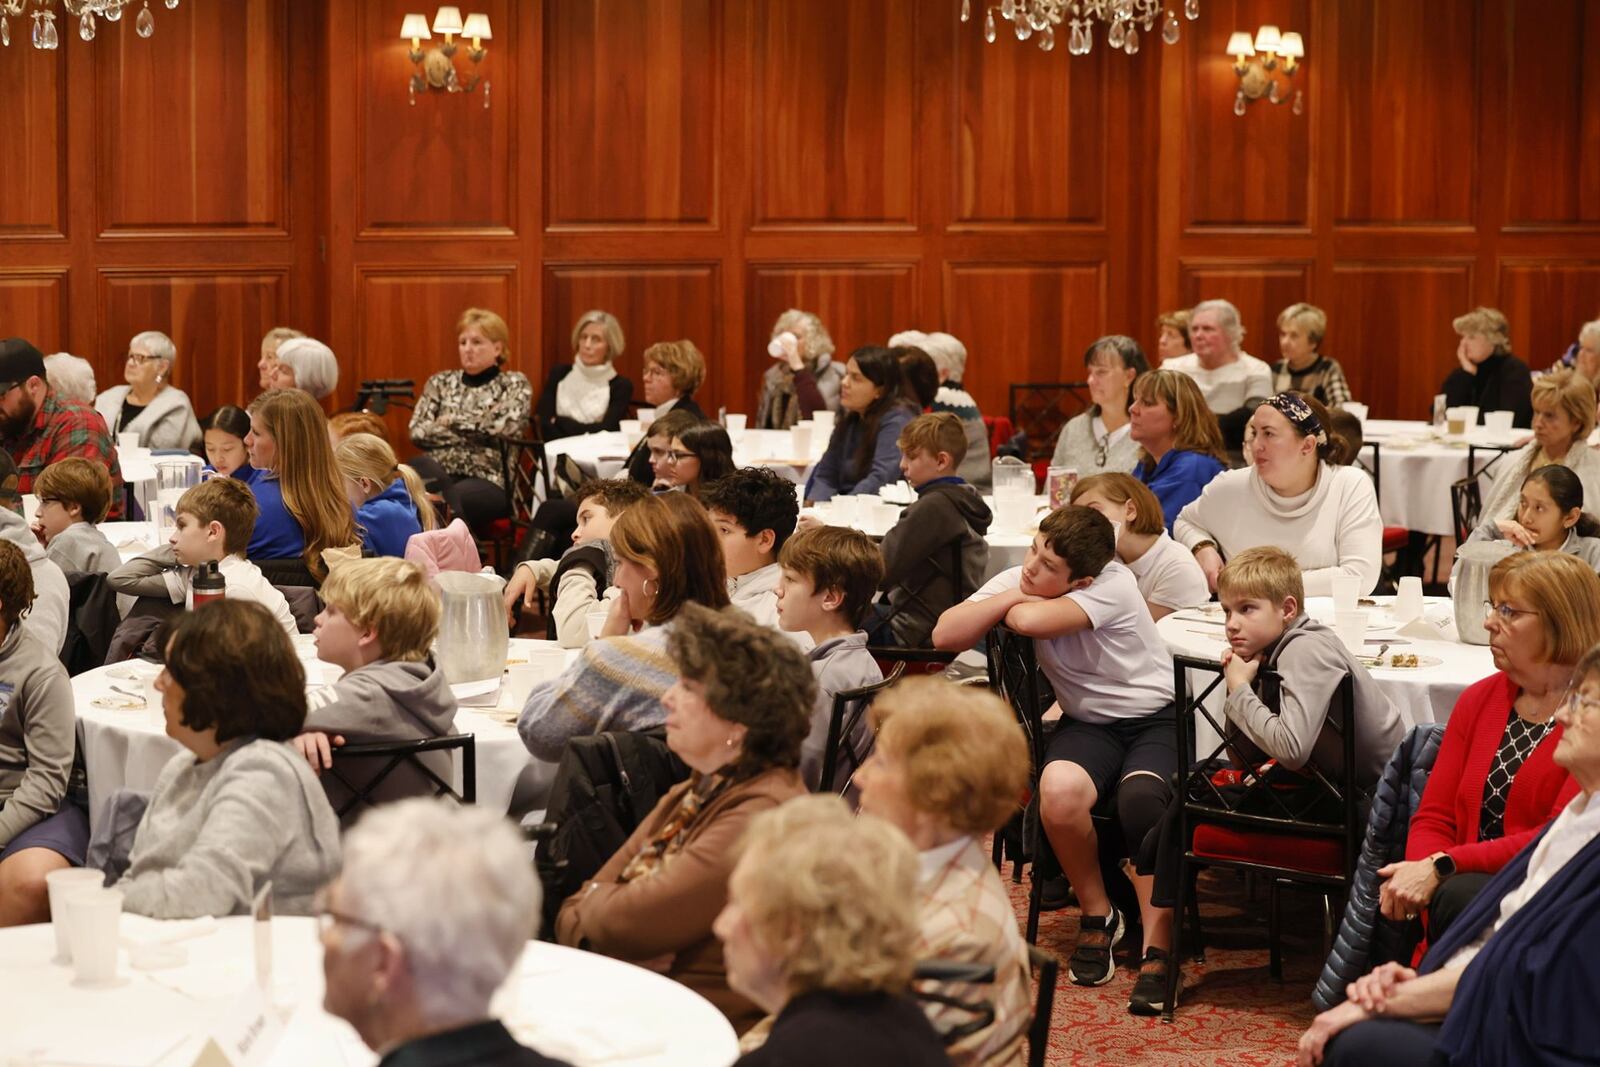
[1227, 24, 1303, 116]
[402, 7, 492, 109]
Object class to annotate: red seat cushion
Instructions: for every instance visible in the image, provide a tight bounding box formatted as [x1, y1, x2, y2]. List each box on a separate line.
[481, 518, 513, 540]
[1191, 824, 1346, 878]
[1381, 525, 1410, 553]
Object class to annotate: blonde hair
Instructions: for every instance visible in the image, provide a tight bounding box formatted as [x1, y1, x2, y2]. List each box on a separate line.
[261, 326, 304, 352]
[336, 433, 437, 532]
[1070, 472, 1165, 536]
[458, 308, 512, 365]
[771, 309, 835, 363]
[732, 795, 920, 1000]
[318, 557, 441, 662]
[570, 310, 624, 362]
[642, 340, 706, 396]
[1488, 551, 1600, 666]
[870, 678, 1028, 834]
[1216, 545, 1305, 614]
[897, 411, 968, 466]
[1452, 306, 1511, 353]
[247, 389, 359, 579]
[1131, 369, 1229, 468]
[1156, 309, 1191, 347]
[1530, 368, 1597, 443]
[1277, 302, 1328, 348]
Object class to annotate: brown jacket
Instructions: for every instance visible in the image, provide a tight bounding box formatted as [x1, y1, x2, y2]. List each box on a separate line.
[555, 766, 806, 1033]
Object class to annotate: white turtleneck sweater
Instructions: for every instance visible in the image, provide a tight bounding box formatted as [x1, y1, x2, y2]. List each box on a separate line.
[1173, 464, 1383, 596]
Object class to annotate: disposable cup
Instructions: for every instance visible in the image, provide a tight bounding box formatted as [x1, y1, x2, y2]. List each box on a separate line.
[504, 664, 540, 709]
[46, 869, 106, 964]
[1333, 611, 1370, 654]
[830, 496, 857, 525]
[1483, 410, 1514, 433]
[586, 608, 611, 641]
[1458, 405, 1479, 429]
[526, 647, 568, 683]
[619, 419, 641, 436]
[1331, 573, 1360, 613]
[724, 414, 747, 434]
[811, 410, 836, 437]
[117, 432, 141, 451]
[622, 429, 644, 449]
[636, 407, 656, 431]
[1394, 576, 1425, 625]
[1343, 402, 1369, 423]
[874, 501, 900, 531]
[789, 424, 813, 458]
[63, 886, 123, 987]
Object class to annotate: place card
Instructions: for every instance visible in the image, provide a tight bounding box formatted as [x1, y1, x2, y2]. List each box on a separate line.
[189, 987, 285, 1067]
[1398, 615, 1456, 643]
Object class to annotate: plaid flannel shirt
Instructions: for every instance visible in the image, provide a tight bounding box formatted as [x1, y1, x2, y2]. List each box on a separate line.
[3, 392, 125, 517]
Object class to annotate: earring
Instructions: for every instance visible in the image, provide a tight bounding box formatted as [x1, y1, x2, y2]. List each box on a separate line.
[643, 578, 658, 598]
[725, 736, 736, 748]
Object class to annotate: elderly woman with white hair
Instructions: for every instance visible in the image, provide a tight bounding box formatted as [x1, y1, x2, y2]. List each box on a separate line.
[268, 336, 341, 401]
[1162, 299, 1273, 450]
[93, 330, 202, 450]
[755, 309, 842, 430]
[318, 799, 574, 1066]
[535, 309, 633, 440]
[896, 329, 991, 488]
[1441, 306, 1533, 429]
[43, 353, 96, 405]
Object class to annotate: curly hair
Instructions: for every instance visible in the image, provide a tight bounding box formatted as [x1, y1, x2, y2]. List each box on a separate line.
[0, 540, 35, 629]
[666, 602, 814, 780]
[700, 466, 800, 552]
[161, 600, 307, 742]
[732, 795, 920, 999]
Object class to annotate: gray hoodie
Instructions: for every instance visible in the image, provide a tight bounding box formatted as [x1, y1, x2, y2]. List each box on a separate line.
[0, 505, 69, 655]
[0, 624, 75, 847]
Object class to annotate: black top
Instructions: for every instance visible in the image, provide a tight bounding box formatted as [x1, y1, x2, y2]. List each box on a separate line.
[623, 395, 706, 485]
[733, 990, 950, 1067]
[536, 363, 635, 441]
[1442, 353, 1534, 428]
[377, 1020, 574, 1067]
[462, 365, 502, 389]
[117, 399, 147, 435]
[1478, 709, 1556, 841]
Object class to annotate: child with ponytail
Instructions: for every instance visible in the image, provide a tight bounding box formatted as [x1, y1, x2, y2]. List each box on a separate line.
[336, 433, 437, 557]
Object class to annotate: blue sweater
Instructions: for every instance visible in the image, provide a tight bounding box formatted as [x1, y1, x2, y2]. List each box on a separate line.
[245, 468, 306, 560]
[804, 404, 917, 503]
[1136, 449, 1226, 533]
[357, 478, 424, 558]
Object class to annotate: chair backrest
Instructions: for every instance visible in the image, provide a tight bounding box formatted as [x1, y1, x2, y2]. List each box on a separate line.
[1450, 476, 1482, 545]
[499, 431, 544, 524]
[1353, 441, 1381, 499]
[1008, 382, 1091, 461]
[866, 645, 956, 679]
[325, 733, 476, 821]
[909, 947, 1057, 1067]
[817, 661, 907, 795]
[984, 624, 1056, 775]
[983, 414, 1015, 458]
[63, 569, 120, 675]
[1025, 946, 1058, 1067]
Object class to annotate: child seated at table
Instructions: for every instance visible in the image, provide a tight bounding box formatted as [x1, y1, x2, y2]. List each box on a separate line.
[30, 457, 118, 576]
[701, 466, 807, 645]
[775, 525, 885, 791]
[503, 478, 651, 648]
[335, 432, 436, 558]
[108, 478, 297, 637]
[290, 557, 458, 823]
[1454, 463, 1600, 577]
[873, 412, 991, 648]
[1070, 472, 1209, 621]
[0, 539, 86, 926]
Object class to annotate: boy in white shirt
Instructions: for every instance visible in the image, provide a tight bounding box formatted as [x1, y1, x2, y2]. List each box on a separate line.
[109, 478, 297, 637]
[701, 467, 811, 648]
[933, 505, 1177, 1015]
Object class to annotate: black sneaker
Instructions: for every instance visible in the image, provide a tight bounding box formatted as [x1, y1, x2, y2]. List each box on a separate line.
[1039, 874, 1074, 911]
[1068, 905, 1124, 986]
[1128, 947, 1172, 1016]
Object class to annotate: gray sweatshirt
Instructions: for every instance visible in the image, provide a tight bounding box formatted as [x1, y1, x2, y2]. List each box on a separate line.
[0, 505, 68, 654]
[0, 625, 76, 846]
[116, 739, 341, 918]
[1222, 615, 1404, 789]
[45, 521, 120, 576]
[798, 632, 883, 791]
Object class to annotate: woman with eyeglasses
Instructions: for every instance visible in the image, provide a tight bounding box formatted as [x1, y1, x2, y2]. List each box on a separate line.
[1052, 335, 1151, 478]
[1378, 551, 1600, 954]
[651, 422, 735, 497]
[93, 331, 202, 451]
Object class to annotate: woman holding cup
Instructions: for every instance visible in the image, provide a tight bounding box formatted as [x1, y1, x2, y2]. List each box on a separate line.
[1052, 335, 1151, 478]
[756, 309, 842, 431]
[1476, 369, 1600, 528]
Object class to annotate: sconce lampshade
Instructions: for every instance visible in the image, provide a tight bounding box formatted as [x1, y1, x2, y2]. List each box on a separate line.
[432, 6, 464, 35]
[1278, 31, 1304, 58]
[400, 13, 432, 40]
[1226, 31, 1255, 57]
[462, 13, 492, 40]
[1253, 24, 1282, 54]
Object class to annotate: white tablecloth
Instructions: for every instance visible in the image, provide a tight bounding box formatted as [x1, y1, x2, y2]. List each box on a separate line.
[74, 636, 570, 830]
[1361, 420, 1521, 536]
[803, 492, 1042, 582]
[544, 428, 819, 485]
[1, 916, 739, 1067]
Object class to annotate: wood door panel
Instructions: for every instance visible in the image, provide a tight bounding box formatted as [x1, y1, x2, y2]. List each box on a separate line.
[0, 45, 65, 235]
[1177, 261, 1313, 366]
[1503, 0, 1600, 226]
[1497, 262, 1600, 369]
[1328, 264, 1474, 420]
[0, 273, 69, 355]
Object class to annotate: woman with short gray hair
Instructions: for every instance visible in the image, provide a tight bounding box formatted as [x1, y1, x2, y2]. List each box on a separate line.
[269, 337, 340, 401]
[1052, 334, 1150, 478]
[93, 330, 202, 450]
[756, 309, 841, 430]
[43, 353, 96, 405]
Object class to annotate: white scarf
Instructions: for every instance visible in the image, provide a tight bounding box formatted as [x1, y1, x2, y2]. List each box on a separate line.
[555, 360, 617, 425]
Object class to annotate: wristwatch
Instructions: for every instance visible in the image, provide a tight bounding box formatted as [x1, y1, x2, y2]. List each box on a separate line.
[1432, 852, 1457, 880]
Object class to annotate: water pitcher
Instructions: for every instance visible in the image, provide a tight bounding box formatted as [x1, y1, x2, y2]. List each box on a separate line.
[435, 571, 509, 683]
[1452, 541, 1518, 645]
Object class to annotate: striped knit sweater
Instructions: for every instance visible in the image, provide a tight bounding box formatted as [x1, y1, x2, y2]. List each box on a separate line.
[517, 622, 677, 762]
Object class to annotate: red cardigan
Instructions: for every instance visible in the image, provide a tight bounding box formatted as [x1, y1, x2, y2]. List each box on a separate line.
[1406, 671, 1578, 872]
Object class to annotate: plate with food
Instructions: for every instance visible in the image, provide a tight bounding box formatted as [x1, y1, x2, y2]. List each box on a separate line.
[90, 695, 147, 710]
[1358, 652, 1442, 671]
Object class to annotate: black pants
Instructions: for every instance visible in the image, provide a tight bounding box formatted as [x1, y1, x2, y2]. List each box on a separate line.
[1427, 871, 1491, 945]
[1324, 1019, 1444, 1067]
[408, 454, 509, 531]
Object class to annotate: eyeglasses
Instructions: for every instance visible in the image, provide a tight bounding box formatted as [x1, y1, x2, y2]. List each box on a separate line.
[125, 352, 162, 364]
[1563, 690, 1600, 719]
[312, 888, 384, 938]
[36, 497, 64, 509]
[649, 448, 695, 465]
[1483, 601, 1540, 622]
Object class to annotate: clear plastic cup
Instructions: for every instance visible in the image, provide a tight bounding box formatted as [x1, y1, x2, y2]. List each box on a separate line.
[45, 869, 106, 964]
[64, 886, 123, 987]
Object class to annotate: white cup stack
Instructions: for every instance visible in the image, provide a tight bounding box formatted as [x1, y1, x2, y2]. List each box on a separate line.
[812, 410, 836, 438]
[45, 868, 106, 965]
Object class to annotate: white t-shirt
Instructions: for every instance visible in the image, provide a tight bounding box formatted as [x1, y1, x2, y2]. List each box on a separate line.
[162, 554, 298, 637]
[1162, 352, 1273, 413]
[969, 562, 1172, 724]
[1124, 532, 1211, 612]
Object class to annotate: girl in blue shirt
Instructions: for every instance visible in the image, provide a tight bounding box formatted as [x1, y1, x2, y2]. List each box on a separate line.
[335, 433, 436, 557]
[1128, 369, 1229, 531]
[200, 405, 256, 483]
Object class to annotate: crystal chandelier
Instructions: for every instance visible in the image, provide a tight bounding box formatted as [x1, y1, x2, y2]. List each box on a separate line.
[961, 0, 1197, 56]
[0, 0, 180, 50]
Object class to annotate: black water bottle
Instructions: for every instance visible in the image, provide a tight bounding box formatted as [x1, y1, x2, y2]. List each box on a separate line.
[191, 561, 226, 609]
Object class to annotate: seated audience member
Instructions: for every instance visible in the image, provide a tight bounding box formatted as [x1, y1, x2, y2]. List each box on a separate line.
[537, 309, 633, 441]
[1441, 306, 1533, 429]
[1052, 335, 1151, 478]
[0, 338, 124, 513]
[1155, 310, 1191, 363]
[1537, 316, 1600, 381]
[922, 331, 991, 489]
[0, 452, 69, 655]
[639, 339, 708, 421]
[1271, 304, 1352, 408]
[327, 410, 390, 446]
[1161, 299, 1272, 447]
[43, 352, 96, 405]
[116, 600, 341, 918]
[244, 388, 360, 582]
[1456, 464, 1600, 575]
[934, 506, 1177, 1014]
[1129, 369, 1228, 533]
[1177, 392, 1382, 597]
[267, 336, 340, 401]
[336, 433, 436, 558]
[32, 457, 118, 575]
[775, 525, 885, 790]
[94, 330, 203, 451]
[701, 467, 802, 638]
[894, 345, 940, 410]
[756, 310, 841, 431]
[291, 558, 457, 818]
[109, 477, 298, 636]
[1476, 368, 1600, 526]
[201, 405, 255, 480]
[856, 679, 1032, 1065]
[1297, 639, 1600, 1067]
[1070, 473, 1208, 621]
[319, 799, 574, 1067]
[1375, 552, 1597, 951]
[654, 421, 736, 498]
[875, 412, 991, 648]
[505, 478, 651, 647]
[0, 541, 83, 926]
[805, 346, 919, 503]
[557, 604, 812, 1034]
[720, 795, 949, 1067]
[257, 326, 305, 391]
[623, 407, 704, 498]
[518, 493, 729, 762]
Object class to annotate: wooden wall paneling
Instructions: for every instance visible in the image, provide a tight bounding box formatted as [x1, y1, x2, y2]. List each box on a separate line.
[543, 0, 720, 229]
[1177, 260, 1314, 365]
[1502, 0, 1600, 227]
[1496, 261, 1600, 367]
[750, 0, 917, 226]
[0, 272, 70, 353]
[0, 40, 66, 236]
[1329, 263, 1474, 420]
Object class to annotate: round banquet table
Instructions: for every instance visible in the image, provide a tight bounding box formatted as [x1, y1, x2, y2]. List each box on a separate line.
[1360, 419, 1522, 537]
[73, 636, 570, 832]
[801, 491, 1042, 583]
[0, 915, 740, 1067]
[544, 427, 819, 485]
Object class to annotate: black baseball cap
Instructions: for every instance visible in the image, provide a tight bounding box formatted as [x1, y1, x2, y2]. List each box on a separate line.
[0, 339, 45, 394]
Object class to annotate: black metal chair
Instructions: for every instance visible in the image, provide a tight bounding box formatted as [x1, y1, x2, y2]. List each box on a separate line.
[1450, 474, 1482, 546]
[477, 432, 544, 573]
[911, 946, 1059, 1067]
[1009, 382, 1091, 462]
[325, 733, 477, 821]
[816, 662, 907, 795]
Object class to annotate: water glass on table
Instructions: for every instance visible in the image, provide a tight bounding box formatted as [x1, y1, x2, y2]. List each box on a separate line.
[59, 885, 124, 987]
[45, 869, 106, 964]
[1333, 610, 1370, 654]
[1331, 573, 1360, 613]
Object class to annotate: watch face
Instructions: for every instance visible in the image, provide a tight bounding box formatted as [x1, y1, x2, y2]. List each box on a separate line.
[1434, 854, 1456, 878]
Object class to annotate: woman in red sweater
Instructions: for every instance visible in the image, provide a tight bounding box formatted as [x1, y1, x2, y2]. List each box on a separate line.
[1380, 552, 1600, 946]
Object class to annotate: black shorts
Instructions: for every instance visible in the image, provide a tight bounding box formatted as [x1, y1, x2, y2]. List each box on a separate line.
[1044, 705, 1178, 802]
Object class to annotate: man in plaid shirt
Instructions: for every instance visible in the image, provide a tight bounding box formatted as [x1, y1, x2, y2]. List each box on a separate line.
[0, 339, 124, 518]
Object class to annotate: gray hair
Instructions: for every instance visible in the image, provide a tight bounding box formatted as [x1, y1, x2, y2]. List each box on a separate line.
[1579, 319, 1600, 351]
[770, 309, 835, 362]
[338, 799, 540, 1022]
[44, 353, 96, 404]
[275, 337, 340, 399]
[1192, 299, 1245, 348]
[887, 329, 929, 350]
[570, 309, 625, 361]
[922, 332, 969, 382]
[130, 330, 177, 365]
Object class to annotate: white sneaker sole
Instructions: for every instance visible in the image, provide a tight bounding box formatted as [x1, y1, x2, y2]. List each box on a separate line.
[1068, 908, 1125, 987]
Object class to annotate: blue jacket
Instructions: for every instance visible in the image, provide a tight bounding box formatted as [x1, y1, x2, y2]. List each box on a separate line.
[245, 468, 306, 560]
[805, 404, 916, 503]
[1137, 449, 1226, 532]
[357, 478, 425, 558]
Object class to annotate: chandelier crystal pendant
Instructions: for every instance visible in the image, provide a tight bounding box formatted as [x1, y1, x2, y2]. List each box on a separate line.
[0, 0, 177, 50]
[962, 0, 1195, 56]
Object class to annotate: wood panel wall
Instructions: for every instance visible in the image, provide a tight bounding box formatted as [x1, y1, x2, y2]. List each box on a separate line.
[2, 0, 1597, 432]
